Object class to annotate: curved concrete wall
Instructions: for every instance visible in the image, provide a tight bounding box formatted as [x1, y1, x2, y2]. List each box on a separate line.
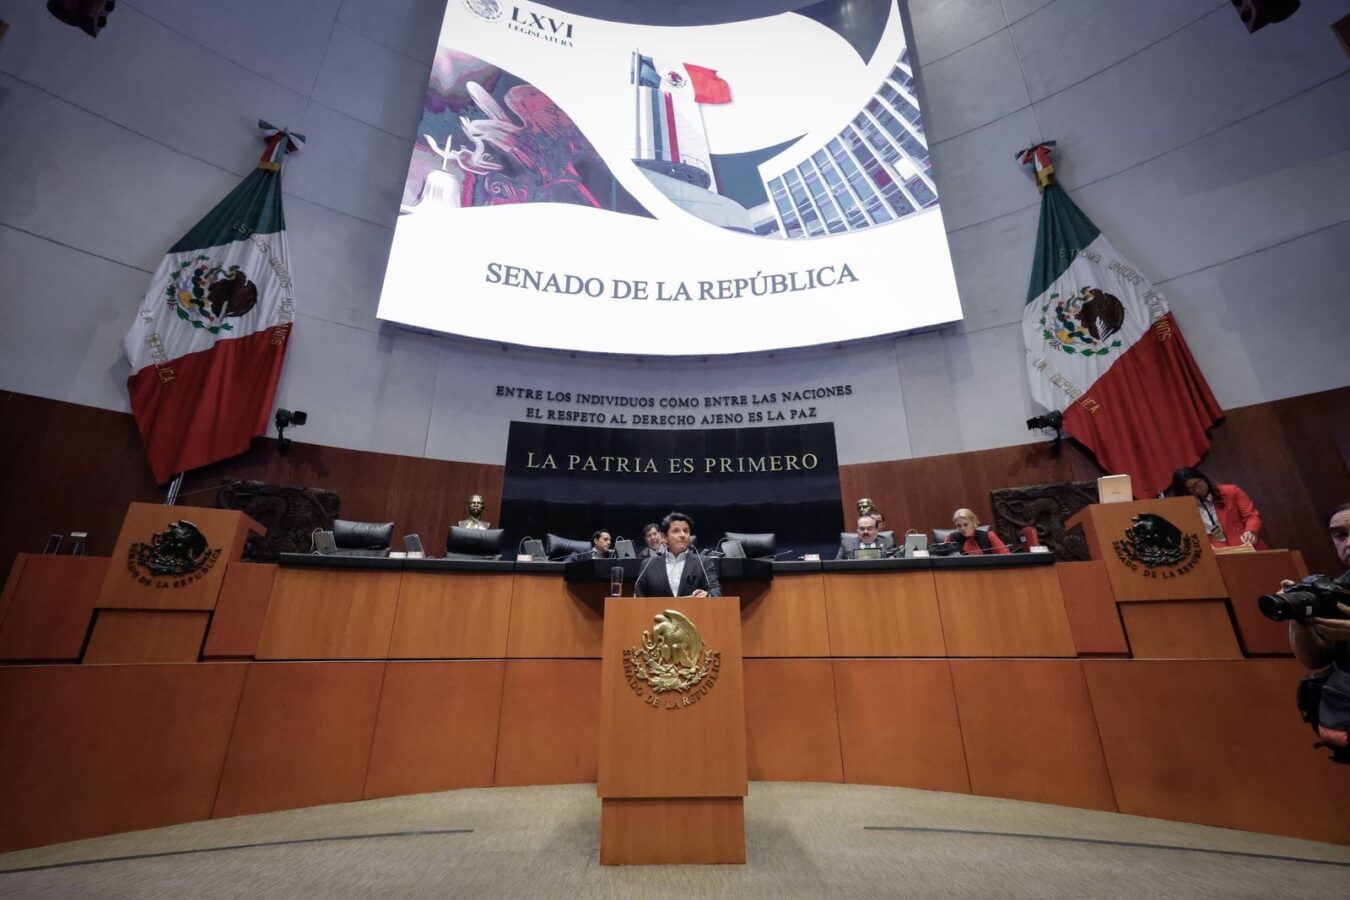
[1, 0, 1346, 467]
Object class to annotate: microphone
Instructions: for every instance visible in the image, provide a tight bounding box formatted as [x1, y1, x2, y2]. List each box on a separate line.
[633, 547, 662, 597]
[688, 538, 715, 596]
[956, 533, 1003, 556]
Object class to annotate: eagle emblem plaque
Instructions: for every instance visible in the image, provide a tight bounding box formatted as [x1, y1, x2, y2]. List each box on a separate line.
[1111, 512, 1203, 578]
[127, 519, 222, 587]
[622, 609, 721, 709]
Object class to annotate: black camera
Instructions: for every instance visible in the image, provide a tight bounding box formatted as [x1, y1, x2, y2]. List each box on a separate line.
[1026, 410, 1063, 431]
[1258, 575, 1350, 623]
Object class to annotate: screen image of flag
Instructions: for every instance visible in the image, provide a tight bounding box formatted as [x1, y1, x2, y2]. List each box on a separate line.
[121, 125, 300, 483]
[1022, 167, 1222, 498]
[632, 53, 731, 191]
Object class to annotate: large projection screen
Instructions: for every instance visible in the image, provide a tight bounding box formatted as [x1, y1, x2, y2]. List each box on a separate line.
[377, 0, 963, 355]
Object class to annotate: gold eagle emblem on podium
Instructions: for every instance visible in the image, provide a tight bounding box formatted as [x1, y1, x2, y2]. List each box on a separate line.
[623, 610, 721, 707]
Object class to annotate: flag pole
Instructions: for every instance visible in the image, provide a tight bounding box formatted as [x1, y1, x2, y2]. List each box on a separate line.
[165, 472, 184, 506]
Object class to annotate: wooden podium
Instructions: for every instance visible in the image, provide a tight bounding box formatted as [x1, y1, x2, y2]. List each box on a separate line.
[597, 596, 747, 865]
[86, 503, 263, 663]
[1068, 498, 1238, 658]
[96, 503, 264, 610]
[1066, 497, 1226, 601]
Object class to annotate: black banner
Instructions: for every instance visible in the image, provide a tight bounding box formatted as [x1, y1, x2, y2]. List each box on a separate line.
[501, 421, 843, 558]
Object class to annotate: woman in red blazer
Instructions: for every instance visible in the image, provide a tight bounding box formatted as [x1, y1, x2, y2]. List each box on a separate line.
[951, 508, 1011, 555]
[1170, 467, 1265, 549]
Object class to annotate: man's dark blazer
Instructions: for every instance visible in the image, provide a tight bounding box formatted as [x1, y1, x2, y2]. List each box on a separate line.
[564, 548, 613, 563]
[634, 551, 721, 597]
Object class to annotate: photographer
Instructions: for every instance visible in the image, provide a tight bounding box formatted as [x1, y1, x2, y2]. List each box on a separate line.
[1285, 504, 1350, 669]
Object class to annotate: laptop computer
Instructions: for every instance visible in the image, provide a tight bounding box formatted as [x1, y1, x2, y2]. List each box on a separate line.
[721, 540, 745, 558]
[521, 538, 545, 561]
[403, 534, 425, 558]
[615, 539, 636, 559]
[903, 533, 928, 558]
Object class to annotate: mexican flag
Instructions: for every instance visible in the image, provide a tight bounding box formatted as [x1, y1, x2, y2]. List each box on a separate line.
[1020, 144, 1222, 498]
[122, 123, 301, 484]
[634, 55, 732, 104]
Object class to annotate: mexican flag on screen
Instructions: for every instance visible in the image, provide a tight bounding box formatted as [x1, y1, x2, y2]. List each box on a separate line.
[634, 55, 732, 104]
[1019, 144, 1222, 498]
[121, 123, 301, 484]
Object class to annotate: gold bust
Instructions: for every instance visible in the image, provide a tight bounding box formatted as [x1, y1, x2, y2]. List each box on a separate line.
[457, 494, 490, 530]
[857, 497, 884, 527]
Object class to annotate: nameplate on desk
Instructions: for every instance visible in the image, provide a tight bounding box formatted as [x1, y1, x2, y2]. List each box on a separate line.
[406, 551, 425, 559]
[517, 553, 534, 562]
[1030, 546, 1051, 554]
[389, 551, 407, 559]
[803, 553, 821, 562]
[909, 550, 930, 558]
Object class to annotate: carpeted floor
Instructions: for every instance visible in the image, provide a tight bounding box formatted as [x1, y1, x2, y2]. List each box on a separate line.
[1, 782, 1346, 898]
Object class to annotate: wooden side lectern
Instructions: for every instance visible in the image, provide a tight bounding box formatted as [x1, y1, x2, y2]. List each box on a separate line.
[96, 503, 264, 610]
[85, 503, 264, 663]
[597, 596, 748, 865]
[1066, 497, 1226, 602]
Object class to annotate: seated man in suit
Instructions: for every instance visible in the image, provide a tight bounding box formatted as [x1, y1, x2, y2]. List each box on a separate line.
[637, 522, 665, 558]
[836, 514, 893, 559]
[635, 512, 721, 597]
[565, 529, 613, 562]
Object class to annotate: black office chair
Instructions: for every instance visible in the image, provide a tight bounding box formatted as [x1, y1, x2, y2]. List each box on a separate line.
[444, 526, 505, 560]
[544, 533, 592, 561]
[722, 532, 776, 559]
[331, 519, 393, 558]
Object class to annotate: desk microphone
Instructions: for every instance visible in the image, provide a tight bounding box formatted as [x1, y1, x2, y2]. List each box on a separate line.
[689, 539, 715, 595]
[633, 549, 661, 596]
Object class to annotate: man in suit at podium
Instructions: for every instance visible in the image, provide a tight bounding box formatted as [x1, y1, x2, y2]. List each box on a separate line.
[635, 512, 721, 597]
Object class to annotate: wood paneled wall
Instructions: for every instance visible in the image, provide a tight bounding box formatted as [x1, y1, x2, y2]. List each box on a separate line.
[3, 387, 1347, 587]
[0, 391, 503, 587]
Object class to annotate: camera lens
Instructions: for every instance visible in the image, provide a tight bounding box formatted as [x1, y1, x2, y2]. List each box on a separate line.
[1258, 593, 1295, 621]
